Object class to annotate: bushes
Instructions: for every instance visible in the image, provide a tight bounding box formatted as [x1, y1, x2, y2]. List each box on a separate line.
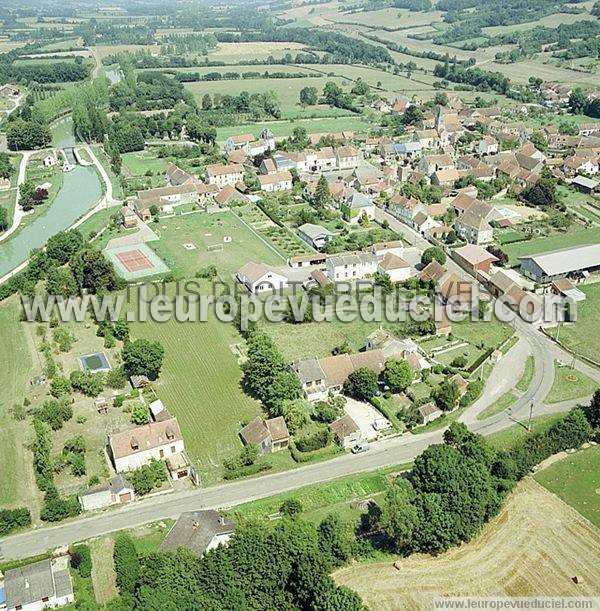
[0, 508, 31, 536]
[129, 459, 167, 495]
[70, 544, 92, 578]
[70, 370, 104, 397]
[460, 380, 484, 407]
[296, 428, 331, 453]
[40, 491, 81, 522]
[35, 397, 73, 430]
[290, 440, 342, 464]
[113, 534, 140, 596]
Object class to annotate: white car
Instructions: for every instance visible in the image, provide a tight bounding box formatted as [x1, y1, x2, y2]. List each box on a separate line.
[372, 418, 393, 431]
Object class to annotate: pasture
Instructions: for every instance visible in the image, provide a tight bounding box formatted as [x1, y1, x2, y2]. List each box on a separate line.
[148, 209, 285, 280]
[534, 445, 600, 527]
[128, 284, 263, 482]
[207, 42, 307, 63]
[554, 283, 600, 365]
[335, 478, 600, 608]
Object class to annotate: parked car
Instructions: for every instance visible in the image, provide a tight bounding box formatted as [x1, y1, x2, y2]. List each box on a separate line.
[351, 442, 370, 454]
[372, 418, 392, 431]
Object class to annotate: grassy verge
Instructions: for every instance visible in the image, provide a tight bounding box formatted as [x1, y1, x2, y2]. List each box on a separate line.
[477, 392, 518, 421]
[546, 361, 597, 405]
[516, 355, 535, 392]
[486, 414, 565, 451]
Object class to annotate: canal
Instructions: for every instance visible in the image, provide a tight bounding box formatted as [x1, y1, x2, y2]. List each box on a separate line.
[0, 117, 103, 277]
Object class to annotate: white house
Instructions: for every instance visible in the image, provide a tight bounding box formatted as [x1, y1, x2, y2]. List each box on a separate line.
[205, 163, 244, 188]
[237, 262, 288, 293]
[4, 558, 74, 611]
[326, 251, 378, 282]
[109, 417, 185, 473]
[43, 154, 57, 167]
[224, 134, 254, 154]
[335, 145, 359, 170]
[258, 170, 293, 192]
[478, 135, 498, 156]
[315, 147, 337, 172]
[378, 252, 411, 283]
[341, 192, 375, 224]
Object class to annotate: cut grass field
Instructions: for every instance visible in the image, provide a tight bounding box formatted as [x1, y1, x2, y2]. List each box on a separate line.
[534, 445, 600, 528]
[0, 299, 35, 509]
[546, 361, 597, 405]
[128, 284, 263, 483]
[503, 227, 600, 266]
[89, 538, 118, 605]
[148, 209, 284, 280]
[335, 478, 600, 608]
[554, 283, 600, 366]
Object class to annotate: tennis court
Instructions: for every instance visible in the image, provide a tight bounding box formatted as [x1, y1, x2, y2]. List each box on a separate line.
[104, 242, 170, 280]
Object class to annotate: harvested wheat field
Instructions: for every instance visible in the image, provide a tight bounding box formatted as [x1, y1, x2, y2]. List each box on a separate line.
[335, 479, 600, 610]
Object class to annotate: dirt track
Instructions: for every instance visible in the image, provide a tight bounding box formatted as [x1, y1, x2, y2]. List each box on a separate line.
[335, 479, 600, 610]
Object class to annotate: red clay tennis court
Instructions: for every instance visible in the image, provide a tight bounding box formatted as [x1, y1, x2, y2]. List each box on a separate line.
[116, 249, 155, 272]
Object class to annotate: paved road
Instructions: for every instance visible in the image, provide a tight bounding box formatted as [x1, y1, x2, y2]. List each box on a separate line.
[0, 151, 31, 243]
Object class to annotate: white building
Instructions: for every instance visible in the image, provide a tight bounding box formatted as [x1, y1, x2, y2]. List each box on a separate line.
[109, 418, 185, 473]
[224, 134, 254, 154]
[258, 170, 293, 192]
[78, 474, 135, 511]
[378, 252, 412, 283]
[43, 154, 57, 167]
[205, 163, 244, 188]
[335, 145, 359, 170]
[326, 251, 378, 282]
[237, 262, 288, 293]
[4, 558, 74, 611]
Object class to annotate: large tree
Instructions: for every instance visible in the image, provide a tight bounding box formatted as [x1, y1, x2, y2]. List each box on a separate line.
[383, 359, 413, 392]
[343, 367, 378, 401]
[122, 339, 165, 380]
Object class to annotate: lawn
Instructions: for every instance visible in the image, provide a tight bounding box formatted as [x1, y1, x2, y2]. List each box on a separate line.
[503, 227, 600, 267]
[486, 413, 565, 451]
[534, 445, 600, 527]
[554, 283, 600, 366]
[451, 316, 514, 352]
[122, 149, 172, 177]
[128, 284, 263, 483]
[0, 299, 35, 509]
[148, 209, 285, 280]
[545, 361, 598, 405]
[477, 391, 518, 421]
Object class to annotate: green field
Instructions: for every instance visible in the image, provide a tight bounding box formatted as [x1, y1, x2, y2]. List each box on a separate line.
[534, 445, 600, 527]
[503, 227, 600, 266]
[129, 284, 263, 483]
[546, 361, 598, 405]
[216, 116, 374, 141]
[486, 413, 564, 451]
[185, 76, 352, 119]
[555, 283, 600, 365]
[148, 209, 285, 280]
[0, 300, 34, 508]
[122, 150, 172, 177]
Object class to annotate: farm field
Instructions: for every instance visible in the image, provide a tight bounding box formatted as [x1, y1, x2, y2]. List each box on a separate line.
[148, 209, 285, 280]
[122, 149, 171, 177]
[534, 445, 600, 527]
[335, 478, 600, 608]
[207, 41, 307, 63]
[128, 285, 263, 483]
[553, 283, 600, 365]
[503, 227, 600, 266]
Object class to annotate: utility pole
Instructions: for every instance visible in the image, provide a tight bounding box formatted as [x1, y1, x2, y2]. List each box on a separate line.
[528, 401, 534, 432]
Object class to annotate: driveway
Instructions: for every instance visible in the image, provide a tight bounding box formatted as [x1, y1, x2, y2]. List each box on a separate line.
[344, 396, 386, 442]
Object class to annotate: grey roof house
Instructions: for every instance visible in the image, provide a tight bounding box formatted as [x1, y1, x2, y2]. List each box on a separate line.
[3, 557, 74, 611]
[297, 223, 335, 250]
[160, 510, 236, 557]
